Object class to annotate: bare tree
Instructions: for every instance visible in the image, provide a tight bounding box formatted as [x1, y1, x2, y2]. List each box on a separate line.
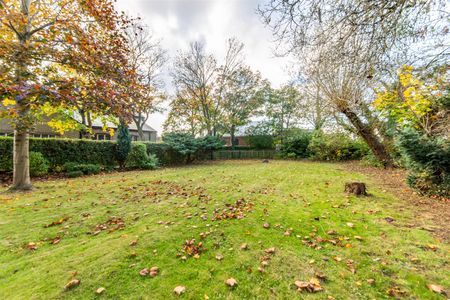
[171, 41, 218, 136]
[126, 21, 167, 140]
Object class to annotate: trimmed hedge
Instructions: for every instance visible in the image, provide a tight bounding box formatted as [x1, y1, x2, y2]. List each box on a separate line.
[0, 137, 206, 174]
[0, 137, 116, 172]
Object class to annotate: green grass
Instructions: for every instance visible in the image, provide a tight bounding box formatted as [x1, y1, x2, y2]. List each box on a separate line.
[0, 160, 448, 299]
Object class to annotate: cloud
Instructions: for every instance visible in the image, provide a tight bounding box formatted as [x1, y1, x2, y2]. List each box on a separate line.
[115, 0, 292, 134]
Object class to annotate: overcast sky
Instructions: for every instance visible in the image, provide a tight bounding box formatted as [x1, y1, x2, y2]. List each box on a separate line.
[115, 0, 293, 134]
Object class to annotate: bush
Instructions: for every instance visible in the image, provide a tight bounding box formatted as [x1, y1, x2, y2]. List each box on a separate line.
[397, 128, 450, 197]
[162, 133, 223, 164]
[116, 123, 132, 168]
[245, 135, 274, 150]
[279, 130, 312, 159]
[0, 137, 117, 172]
[126, 143, 159, 170]
[63, 162, 101, 175]
[29, 152, 49, 177]
[308, 131, 369, 161]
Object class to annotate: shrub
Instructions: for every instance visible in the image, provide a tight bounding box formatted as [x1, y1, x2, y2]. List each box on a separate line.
[29, 152, 49, 177]
[0, 137, 117, 172]
[63, 162, 101, 175]
[116, 123, 132, 169]
[126, 143, 159, 170]
[308, 131, 369, 161]
[279, 130, 312, 159]
[397, 128, 450, 197]
[162, 133, 223, 164]
[245, 135, 274, 150]
[145, 142, 186, 165]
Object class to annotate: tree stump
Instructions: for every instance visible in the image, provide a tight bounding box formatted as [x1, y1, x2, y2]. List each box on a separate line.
[344, 182, 367, 196]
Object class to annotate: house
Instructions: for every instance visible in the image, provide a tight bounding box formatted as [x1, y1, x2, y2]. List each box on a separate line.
[0, 115, 157, 142]
[222, 124, 251, 147]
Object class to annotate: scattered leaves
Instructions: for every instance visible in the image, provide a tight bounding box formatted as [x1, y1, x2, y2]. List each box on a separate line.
[294, 278, 323, 293]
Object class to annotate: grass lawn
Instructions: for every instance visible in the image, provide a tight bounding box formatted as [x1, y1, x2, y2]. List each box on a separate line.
[0, 160, 448, 299]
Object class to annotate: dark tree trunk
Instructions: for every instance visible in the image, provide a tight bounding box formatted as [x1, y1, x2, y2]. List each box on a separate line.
[230, 125, 236, 148]
[11, 126, 32, 191]
[341, 107, 393, 167]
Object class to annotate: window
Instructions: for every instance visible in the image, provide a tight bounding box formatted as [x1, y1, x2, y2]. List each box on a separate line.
[233, 137, 240, 146]
[32, 134, 56, 138]
[132, 135, 138, 141]
[95, 133, 111, 141]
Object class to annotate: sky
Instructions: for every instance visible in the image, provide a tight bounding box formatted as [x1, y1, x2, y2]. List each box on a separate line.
[115, 0, 293, 135]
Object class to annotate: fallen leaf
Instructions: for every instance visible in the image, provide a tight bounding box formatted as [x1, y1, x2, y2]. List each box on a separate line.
[139, 268, 149, 276]
[427, 283, 445, 295]
[96, 287, 106, 294]
[64, 279, 80, 290]
[265, 247, 276, 254]
[45, 217, 69, 228]
[263, 223, 270, 229]
[26, 242, 38, 251]
[129, 240, 138, 246]
[215, 254, 223, 261]
[150, 266, 159, 277]
[367, 279, 375, 285]
[346, 222, 354, 228]
[225, 278, 238, 287]
[173, 286, 186, 295]
[240, 243, 248, 250]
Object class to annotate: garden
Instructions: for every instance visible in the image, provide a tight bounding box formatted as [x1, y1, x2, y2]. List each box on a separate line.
[1, 160, 448, 299]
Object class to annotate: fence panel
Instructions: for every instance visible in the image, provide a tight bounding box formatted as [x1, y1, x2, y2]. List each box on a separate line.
[212, 150, 275, 160]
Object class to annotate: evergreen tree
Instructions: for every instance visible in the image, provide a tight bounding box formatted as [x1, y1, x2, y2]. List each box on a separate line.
[116, 122, 132, 169]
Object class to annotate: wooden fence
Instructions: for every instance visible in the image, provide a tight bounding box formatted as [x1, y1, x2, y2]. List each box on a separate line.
[212, 150, 275, 160]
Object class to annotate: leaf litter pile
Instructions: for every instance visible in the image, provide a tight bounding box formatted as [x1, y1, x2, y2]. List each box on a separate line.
[1, 161, 449, 299]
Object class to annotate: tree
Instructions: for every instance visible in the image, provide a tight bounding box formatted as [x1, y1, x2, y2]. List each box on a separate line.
[221, 67, 266, 147]
[125, 21, 167, 141]
[261, 85, 302, 142]
[0, 0, 137, 190]
[116, 122, 132, 170]
[171, 42, 218, 136]
[168, 38, 253, 137]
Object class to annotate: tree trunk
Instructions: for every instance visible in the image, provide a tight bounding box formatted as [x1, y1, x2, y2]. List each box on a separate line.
[230, 125, 236, 148]
[341, 107, 393, 167]
[11, 129, 32, 191]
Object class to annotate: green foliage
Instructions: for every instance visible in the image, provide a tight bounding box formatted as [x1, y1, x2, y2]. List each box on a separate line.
[308, 131, 369, 161]
[0, 137, 13, 173]
[245, 135, 274, 150]
[397, 128, 450, 197]
[29, 152, 49, 177]
[63, 162, 101, 175]
[162, 133, 224, 163]
[116, 123, 132, 168]
[126, 143, 159, 170]
[0, 137, 117, 172]
[279, 130, 312, 158]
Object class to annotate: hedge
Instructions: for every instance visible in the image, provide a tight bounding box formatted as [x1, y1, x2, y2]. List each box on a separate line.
[0, 137, 117, 172]
[0, 137, 209, 173]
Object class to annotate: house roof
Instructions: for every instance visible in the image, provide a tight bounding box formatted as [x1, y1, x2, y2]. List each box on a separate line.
[73, 113, 157, 133]
[223, 121, 260, 137]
